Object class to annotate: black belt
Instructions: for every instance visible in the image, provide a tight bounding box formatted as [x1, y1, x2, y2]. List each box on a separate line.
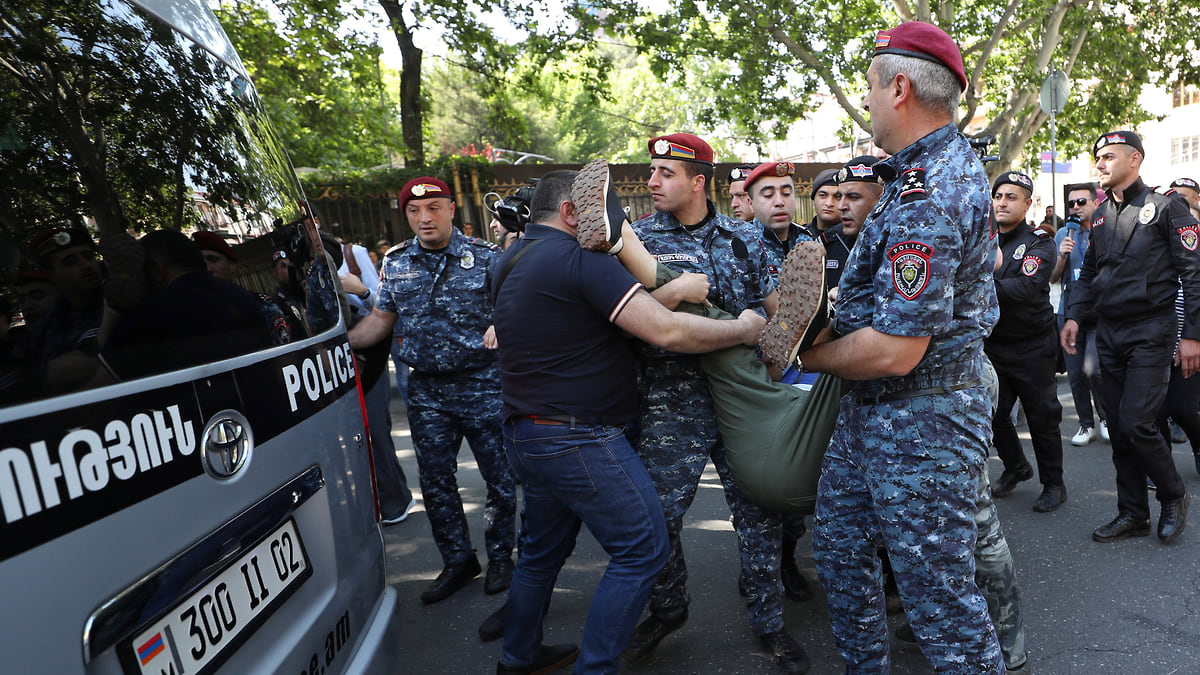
[853, 380, 980, 406]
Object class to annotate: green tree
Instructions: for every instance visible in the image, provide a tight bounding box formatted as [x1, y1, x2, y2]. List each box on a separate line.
[214, 0, 404, 169]
[603, 0, 1200, 175]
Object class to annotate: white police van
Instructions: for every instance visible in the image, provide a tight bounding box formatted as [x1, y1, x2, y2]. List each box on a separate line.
[0, 1, 402, 672]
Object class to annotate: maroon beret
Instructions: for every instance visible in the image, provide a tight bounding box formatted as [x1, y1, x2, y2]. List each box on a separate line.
[29, 227, 95, 261]
[743, 162, 796, 193]
[647, 133, 715, 165]
[874, 21, 967, 93]
[191, 230, 237, 262]
[399, 176, 452, 211]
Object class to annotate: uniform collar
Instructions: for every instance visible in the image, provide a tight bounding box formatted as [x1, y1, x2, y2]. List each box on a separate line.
[1106, 177, 1148, 205]
[416, 227, 469, 257]
[645, 201, 728, 233]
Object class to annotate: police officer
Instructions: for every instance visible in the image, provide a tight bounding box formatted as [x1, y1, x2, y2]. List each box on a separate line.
[807, 169, 841, 238]
[1170, 177, 1200, 209]
[626, 134, 808, 673]
[348, 176, 517, 603]
[744, 160, 817, 604]
[746, 161, 815, 282]
[823, 156, 882, 291]
[986, 170, 1067, 512]
[728, 164, 757, 223]
[1063, 131, 1199, 545]
[800, 22, 1004, 672]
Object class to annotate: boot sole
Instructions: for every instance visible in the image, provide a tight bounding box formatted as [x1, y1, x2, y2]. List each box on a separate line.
[572, 159, 620, 253]
[758, 241, 826, 369]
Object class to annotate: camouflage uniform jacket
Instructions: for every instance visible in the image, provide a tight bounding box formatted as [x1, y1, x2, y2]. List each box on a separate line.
[833, 123, 999, 396]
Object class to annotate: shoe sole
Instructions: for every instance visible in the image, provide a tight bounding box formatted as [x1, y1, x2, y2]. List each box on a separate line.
[758, 241, 826, 369]
[380, 496, 418, 525]
[572, 159, 621, 253]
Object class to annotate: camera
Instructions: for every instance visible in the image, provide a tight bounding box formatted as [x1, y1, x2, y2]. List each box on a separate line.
[485, 179, 539, 234]
[969, 134, 999, 164]
[271, 216, 313, 268]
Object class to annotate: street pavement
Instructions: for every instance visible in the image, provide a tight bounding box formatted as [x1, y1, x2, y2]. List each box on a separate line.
[381, 374, 1200, 674]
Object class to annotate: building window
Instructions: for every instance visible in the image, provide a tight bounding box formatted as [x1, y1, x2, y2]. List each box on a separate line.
[1173, 82, 1200, 107]
[1173, 135, 1200, 165]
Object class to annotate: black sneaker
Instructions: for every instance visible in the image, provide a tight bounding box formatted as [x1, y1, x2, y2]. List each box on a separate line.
[484, 558, 514, 595]
[419, 555, 481, 604]
[759, 242, 827, 369]
[572, 158, 624, 254]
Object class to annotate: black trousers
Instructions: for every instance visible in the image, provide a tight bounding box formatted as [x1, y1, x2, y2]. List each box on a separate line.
[1157, 360, 1200, 453]
[988, 328, 1064, 486]
[1096, 315, 1187, 519]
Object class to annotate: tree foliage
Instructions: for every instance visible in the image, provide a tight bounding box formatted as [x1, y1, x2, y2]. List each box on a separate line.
[214, 0, 404, 169]
[601, 0, 1200, 175]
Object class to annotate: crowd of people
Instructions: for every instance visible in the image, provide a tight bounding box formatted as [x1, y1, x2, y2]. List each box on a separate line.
[6, 17, 1200, 675]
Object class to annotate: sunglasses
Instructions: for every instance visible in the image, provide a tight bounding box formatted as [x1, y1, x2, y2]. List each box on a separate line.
[1068, 198, 1091, 207]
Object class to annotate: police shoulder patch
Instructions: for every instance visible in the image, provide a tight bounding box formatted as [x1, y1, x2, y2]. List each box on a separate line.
[1178, 224, 1199, 252]
[887, 241, 933, 300]
[384, 240, 410, 257]
[1092, 216, 1105, 228]
[899, 168, 927, 204]
[1021, 255, 1041, 277]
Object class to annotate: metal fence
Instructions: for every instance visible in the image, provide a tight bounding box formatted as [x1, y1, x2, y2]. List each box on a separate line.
[305, 162, 843, 248]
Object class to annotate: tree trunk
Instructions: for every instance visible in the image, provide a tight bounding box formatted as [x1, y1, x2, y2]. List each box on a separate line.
[380, 1, 424, 166]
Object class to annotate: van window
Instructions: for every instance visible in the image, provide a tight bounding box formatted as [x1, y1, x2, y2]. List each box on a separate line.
[0, 0, 340, 407]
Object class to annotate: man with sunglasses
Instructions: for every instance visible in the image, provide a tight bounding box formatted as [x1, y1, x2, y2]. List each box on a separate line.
[1052, 184, 1108, 446]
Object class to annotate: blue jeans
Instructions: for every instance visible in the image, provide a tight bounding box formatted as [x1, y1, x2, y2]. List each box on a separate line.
[501, 418, 668, 674]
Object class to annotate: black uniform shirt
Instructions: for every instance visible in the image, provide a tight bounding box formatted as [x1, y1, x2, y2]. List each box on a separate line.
[1067, 178, 1200, 340]
[989, 225, 1056, 343]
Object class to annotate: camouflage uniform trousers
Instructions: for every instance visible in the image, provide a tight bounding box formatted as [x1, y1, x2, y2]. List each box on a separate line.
[813, 387, 1004, 674]
[407, 404, 517, 567]
[636, 363, 784, 636]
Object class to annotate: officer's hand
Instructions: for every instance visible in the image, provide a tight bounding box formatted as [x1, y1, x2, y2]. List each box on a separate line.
[1061, 319, 1079, 355]
[1059, 237, 1075, 256]
[736, 309, 767, 345]
[1178, 338, 1200, 378]
[828, 286, 839, 306]
[482, 325, 498, 350]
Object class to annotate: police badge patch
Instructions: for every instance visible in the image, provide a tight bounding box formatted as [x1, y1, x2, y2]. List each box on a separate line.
[1021, 255, 1041, 276]
[1179, 225, 1199, 252]
[1012, 243, 1027, 260]
[1140, 202, 1156, 224]
[888, 241, 933, 300]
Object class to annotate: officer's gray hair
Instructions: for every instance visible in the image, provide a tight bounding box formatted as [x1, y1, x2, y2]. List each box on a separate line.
[529, 170, 578, 223]
[873, 53, 961, 118]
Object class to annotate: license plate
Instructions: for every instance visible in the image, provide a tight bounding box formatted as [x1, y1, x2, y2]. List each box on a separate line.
[124, 519, 311, 675]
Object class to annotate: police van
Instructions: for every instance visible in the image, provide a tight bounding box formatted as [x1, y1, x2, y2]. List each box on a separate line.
[0, 1, 402, 672]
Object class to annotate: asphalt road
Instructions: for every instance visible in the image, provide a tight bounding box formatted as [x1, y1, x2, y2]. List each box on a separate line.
[382, 375, 1200, 674]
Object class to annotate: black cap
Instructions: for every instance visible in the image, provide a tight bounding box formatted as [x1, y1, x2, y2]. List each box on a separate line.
[728, 164, 756, 184]
[1093, 130, 1144, 158]
[1170, 177, 1199, 191]
[810, 169, 839, 199]
[837, 156, 882, 184]
[992, 170, 1034, 196]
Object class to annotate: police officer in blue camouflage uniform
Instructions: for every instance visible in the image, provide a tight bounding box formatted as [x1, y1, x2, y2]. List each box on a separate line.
[625, 133, 810, 673]
[800, 22, 1004, 673]
[728, 164, 757, 224]
[746, 161, 815, 281]
[987, 170, 1067, 513]
[348, 176, 517, 605]
[744, 160, 817, 604]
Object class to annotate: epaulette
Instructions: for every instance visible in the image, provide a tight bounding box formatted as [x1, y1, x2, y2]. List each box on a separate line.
[1033, 226, 1053, 238]
[899, 168, 927, 204]
[469, 237, 500, 251]
[384, 240, 410, 257]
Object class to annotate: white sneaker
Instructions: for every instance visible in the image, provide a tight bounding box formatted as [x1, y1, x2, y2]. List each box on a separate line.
[381, 497, 418, 525]
[1099, 420, 1110, 442]
[1071, 425, 1095, 446]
